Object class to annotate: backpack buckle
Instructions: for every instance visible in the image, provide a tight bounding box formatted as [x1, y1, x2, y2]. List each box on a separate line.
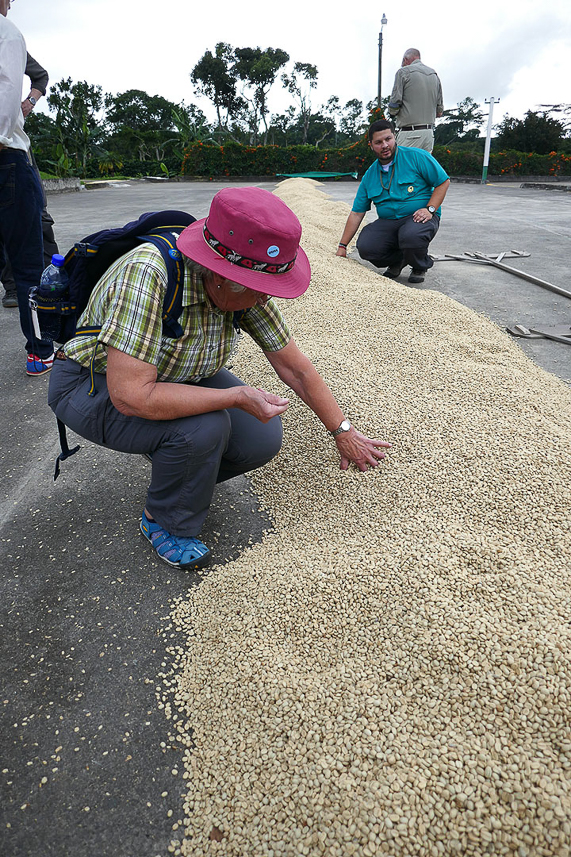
[73, 242, 96, 258]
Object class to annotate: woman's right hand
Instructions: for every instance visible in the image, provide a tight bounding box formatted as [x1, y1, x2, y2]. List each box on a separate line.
[237, 386, 290, 422]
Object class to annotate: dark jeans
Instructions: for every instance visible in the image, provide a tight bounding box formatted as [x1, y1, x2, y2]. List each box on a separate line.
[1, 148, 58, 294]
[0, 148, 52, 358]
[48, 360, 283, 537]
[356, 213, 440, 272]
[1, 212, 58, 294]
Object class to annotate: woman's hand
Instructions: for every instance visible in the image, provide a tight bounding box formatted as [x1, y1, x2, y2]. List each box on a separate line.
[237, 386, 290, 422]
[335, 427, 391, 471]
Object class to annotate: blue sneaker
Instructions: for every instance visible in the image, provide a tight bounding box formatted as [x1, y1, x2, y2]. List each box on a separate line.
[140, 511, 211, 569]
[26, 352, 54, 376]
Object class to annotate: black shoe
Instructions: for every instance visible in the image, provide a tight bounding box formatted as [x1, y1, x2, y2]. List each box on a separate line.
[383, 261, 406, 280]
[2, 292, 18, 308]
[408, 269, 425, 284]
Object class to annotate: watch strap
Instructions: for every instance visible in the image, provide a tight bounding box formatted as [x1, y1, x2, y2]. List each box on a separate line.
[331, 419, 351, 437]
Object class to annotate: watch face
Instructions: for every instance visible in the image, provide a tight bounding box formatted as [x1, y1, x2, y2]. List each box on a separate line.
[340, 420, 351, 432]
[28, 97, 37, 105]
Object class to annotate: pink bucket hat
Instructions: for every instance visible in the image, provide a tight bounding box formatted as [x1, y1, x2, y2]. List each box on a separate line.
[176, 186, 311, 299]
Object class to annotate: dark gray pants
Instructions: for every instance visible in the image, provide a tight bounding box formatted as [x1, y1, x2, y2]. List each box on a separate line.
[356, 213, 440, 272]
[48, 358, 283, 536]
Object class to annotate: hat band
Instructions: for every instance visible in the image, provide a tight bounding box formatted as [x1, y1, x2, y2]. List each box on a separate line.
[203, 224, 296, 275]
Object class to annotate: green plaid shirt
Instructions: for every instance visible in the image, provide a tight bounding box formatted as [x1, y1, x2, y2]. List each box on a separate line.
[63, 245, 292, 381]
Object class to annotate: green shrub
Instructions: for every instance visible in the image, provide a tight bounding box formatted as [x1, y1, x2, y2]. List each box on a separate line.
[181, 140, 371, 177]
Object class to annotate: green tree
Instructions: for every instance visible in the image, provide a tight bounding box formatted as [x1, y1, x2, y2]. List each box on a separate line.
[495, 110, 565, 154]
[46, 78, 108, 174]
[105, 89, 179, 132]
[191, 43, 245, 138]
[25, 111, 59, 172]
[268, 106, 297, 145]
[281, 62, 318, 144]
[170, 103, 211, 154]
[339, 98, 365, 141]
[233, 47, 290, 144]
[314, 96, 341, 147]
[435, 97, 485, 146]
[366, 97, 391, 123]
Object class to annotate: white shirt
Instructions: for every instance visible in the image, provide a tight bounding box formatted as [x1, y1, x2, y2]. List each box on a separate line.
[0, 15, 30, 151]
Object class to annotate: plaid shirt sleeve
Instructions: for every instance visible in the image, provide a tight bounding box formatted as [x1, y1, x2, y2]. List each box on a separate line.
[240, 298, 292, 352]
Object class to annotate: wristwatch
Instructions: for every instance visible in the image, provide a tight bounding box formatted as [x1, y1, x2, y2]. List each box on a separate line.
[427, 205, 436, 214]
[27, 96, 37, 107]
[331, 419, 351, 437]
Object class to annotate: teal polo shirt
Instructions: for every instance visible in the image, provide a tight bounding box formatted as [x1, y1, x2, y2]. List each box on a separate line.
[352, 146, 449, 219]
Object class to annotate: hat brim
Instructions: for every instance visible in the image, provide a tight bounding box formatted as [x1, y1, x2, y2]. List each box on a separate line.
[176, 217, 311, 299]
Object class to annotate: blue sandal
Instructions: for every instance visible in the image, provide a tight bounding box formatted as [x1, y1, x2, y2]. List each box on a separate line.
[140, 511, 211, 569]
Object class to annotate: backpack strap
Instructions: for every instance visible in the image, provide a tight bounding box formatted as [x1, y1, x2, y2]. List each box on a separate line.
[137, 229, 186, 338]
[54, 417, 80, 481]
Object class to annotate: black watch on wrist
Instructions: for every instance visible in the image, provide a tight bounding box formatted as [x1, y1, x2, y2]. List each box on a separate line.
[427, 205, 436, 215]
[28, 96, 37, 107]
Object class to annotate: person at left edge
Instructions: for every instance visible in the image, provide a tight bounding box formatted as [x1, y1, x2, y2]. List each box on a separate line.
[0, 0, 54, 374]
[48, 187, 391, 571]
[2, 52, 59, 310]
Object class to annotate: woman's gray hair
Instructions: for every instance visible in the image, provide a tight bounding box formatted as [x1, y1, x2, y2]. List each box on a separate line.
[184, 257, 215, 279]
[184, 257, 246, 293]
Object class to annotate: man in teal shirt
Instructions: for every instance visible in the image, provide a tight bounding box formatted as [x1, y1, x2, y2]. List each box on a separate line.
[336, 120, 450, 284]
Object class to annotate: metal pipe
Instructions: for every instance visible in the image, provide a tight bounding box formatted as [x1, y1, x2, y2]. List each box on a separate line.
[472, 252, 571, 299]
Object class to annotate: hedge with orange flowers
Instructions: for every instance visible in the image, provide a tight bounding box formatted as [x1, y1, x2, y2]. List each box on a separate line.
[180, 140, 571, 179]
[181, 140, 370, 177]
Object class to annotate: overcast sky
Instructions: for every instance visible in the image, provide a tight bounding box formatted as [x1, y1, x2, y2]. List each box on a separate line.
[10, 0, 571, 132]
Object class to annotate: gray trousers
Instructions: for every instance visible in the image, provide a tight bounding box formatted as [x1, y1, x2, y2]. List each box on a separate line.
[48, 358, 283, 536]
[356, 213, 440, 272]
[396, 129, 434, 153]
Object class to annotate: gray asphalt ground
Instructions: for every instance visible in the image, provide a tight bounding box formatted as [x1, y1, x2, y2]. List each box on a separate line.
[1, 178, 570, 857]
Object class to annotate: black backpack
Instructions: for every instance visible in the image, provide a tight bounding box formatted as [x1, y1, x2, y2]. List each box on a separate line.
[30, 209, 196, 346]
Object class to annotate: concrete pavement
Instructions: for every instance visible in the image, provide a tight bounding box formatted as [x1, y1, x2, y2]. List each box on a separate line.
[1, 178, 570, 857]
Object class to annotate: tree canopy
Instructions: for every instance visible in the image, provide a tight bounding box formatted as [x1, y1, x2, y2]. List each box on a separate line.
[23, 50, 570, 179]
[495, 110, 566, 154]
[105, 90, 180, 132]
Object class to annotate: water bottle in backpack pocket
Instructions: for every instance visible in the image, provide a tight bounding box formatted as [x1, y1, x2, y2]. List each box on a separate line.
[29, 253, 76, 343]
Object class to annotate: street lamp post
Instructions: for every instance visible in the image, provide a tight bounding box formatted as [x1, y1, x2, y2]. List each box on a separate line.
[377, 14, 388, 109]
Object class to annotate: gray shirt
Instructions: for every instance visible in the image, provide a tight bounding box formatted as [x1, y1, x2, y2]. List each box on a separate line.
[389, 60, 443, 127]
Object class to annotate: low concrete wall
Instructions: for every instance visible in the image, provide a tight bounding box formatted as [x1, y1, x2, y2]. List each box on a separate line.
[43, 177, 82, 194]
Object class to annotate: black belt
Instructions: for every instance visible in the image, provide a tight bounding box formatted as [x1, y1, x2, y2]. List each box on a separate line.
[399, 124, 434, 131]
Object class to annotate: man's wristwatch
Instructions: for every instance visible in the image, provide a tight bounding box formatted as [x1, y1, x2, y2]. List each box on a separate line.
[27, 96, 37, 107]
[331, 419, 351, 437]
[427, 205, 436, 215]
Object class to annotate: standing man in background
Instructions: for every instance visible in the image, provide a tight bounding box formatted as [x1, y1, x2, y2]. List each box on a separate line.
[0, 0, 54, 374]
[388, 49, 443, 153]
